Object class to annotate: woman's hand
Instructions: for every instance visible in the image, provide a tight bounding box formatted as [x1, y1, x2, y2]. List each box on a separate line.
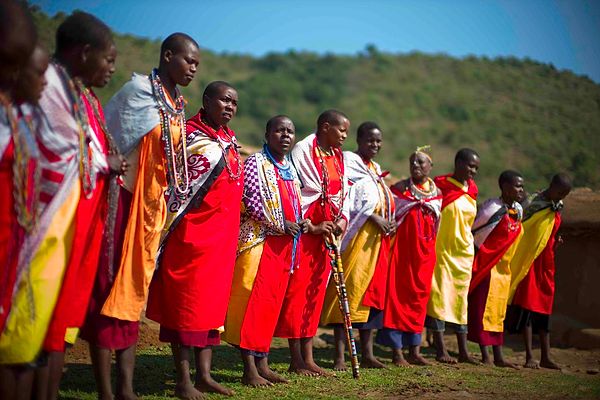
[370, 214, 396, 236]
[108, 154, 128, 175]
[284, 220, 302, 237]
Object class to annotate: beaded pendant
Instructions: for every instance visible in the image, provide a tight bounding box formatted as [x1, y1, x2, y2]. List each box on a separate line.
[150, 69, 190, 195]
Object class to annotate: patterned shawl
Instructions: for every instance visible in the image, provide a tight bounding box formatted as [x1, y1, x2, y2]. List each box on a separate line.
[341, 151, 394, 251]
[472, 198, 523, 249]
[238, 150, 302, 255]
[290, 133, 349, 219]
[159, 111, 237, 248]
[17, 62, 109, 295]
[523, 191, 563, 221]
[391, 178, 442, 229]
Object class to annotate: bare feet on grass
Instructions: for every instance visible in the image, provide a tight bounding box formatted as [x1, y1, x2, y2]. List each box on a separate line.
[494, 359, 521, 370]
[360, 356, 387, 369]
[257, 366, 289, 384]
[458, 354, 481, 365]
[436, 353, 458, 364]
[288, 361, 320, 377]
[333, 357, 347, 371]
[242, 372, 273, 388]
[175, 382, 205, 400]
[540, 358, 561, 370]
[305, 361, 335, 377]
[407, 354, 432, 366]
[195, 376, 234, 396]
[524, 358, 540, 369]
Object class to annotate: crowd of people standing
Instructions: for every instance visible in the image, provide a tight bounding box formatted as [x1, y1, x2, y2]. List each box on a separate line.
[0, 4, 572, 400]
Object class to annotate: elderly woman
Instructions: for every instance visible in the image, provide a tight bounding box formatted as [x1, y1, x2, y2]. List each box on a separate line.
[376, 146, 442, 366]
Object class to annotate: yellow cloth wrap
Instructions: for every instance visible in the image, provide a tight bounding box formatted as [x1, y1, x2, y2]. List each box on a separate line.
[64, 327, 78, 345]
[222, 242, 265, 346]
[508, 208, 556, 303]
[0, 183, 80, 364]
[482, 228, 524, 332]
[427, 187, 477, 325]
[321, 218, 383, 325]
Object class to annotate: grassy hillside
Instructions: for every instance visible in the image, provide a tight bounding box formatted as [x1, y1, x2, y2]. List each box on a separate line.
[31, 7, 600, 198]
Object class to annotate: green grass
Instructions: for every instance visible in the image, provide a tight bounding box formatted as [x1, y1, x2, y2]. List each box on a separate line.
[59, 340, 600, 399]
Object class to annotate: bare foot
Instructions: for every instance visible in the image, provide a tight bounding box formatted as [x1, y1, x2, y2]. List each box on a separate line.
[482, 358, 494, 366]
[360, 357, 386, 369]
[115, 389, 139, 400]
[305, 361, 335, 377]
[99, 391, 114, 400]
[524, 358, 540, 369]
[458, 354, 481, 365]
[333, 358, 347, 371]
[175, 382, 205, 400]
[392, 356, 412, 367]
[540, 359, 561, 370]
[257, 367, 289, 384]
[242, 373, 273, 388]
[406, 354, 432, 366]
[495, 360, 521, 370]
[288, 362, 320, 377]
[195, 376, 234, 396]
[436, 354, 458, 364]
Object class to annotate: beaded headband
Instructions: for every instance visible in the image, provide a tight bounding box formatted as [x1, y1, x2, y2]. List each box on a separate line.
[413, 145, 433, 163]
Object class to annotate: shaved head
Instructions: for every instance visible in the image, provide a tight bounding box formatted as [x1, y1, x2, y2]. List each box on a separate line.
[55, 11, 113, 55]
[498, 169, 523, 188]
[317, 109, 348, 129]
[160, 32, 199, 59]
[550, 173, 572, 190]
[266, 114, 293, 132]
[203, 80, 234, 100]
[455, 148, 480, 164]
[0, 0, 37, 88]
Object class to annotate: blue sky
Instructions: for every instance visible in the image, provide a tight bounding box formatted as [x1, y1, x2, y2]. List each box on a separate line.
[31, 0, 600, 82]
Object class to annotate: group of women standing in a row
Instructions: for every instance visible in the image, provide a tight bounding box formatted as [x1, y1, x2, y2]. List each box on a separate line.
[0, 4, 571, 400]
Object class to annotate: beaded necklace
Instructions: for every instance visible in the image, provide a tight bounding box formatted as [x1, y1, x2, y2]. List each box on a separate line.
[0, 95, 41, 232]
[315, 140, 344, 220]
[201, 114, 242, 181]
[408, 177, 439, 241]
[263, 145, 301, 271]
[150, 69, 190, 195]
[362, 157, 393, 222]
[53, 61, 95, 198]
[263, 143, 294, 181]
[504, 200, 522, 232]
[75, 81, 120, 158]
[409, 177, 437, 200]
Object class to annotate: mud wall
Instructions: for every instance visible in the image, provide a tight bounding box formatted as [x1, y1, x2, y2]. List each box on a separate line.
[554, 225, 600, 328]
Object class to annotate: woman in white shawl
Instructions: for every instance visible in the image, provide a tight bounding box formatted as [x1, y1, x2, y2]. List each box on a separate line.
[320, 121, 395, 370]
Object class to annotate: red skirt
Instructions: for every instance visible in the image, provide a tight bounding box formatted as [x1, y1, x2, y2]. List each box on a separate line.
[0, 141, 22, 333]
[239, 234, 294, 352]
[382, 206, 437, 333]
[467, 274, 504, 346]
[274, 202, 331, 339]
[512, 213, 561, 315]
[146, 167, 243, 335]
[80, 187, 139, 350]
[43, 175, 107, 352]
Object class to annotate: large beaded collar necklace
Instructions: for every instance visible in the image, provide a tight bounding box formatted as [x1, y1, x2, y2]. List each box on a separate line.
[150, 68, 190, 195]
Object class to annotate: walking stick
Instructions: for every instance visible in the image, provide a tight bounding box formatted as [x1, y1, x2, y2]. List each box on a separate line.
[326, 238, 360, 379]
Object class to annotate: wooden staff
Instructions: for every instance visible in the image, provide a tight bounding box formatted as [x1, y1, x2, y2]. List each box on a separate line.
[326, 238, 360, 379]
